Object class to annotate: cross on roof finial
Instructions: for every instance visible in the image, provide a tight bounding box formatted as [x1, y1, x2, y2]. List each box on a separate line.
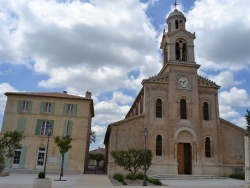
[174, 0, 179, 9]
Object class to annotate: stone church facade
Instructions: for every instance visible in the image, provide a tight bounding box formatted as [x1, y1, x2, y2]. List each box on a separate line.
[104, 9, 245, 176]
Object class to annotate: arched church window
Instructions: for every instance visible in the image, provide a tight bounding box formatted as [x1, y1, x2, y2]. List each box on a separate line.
[175, 39, 187, 61]
[203, 102, 209, 121]
[164, 43, 168, 64]
[180, 99, 187, 119]
[156, 135, 162, 156]
[168, 22, 171, 32]
[175, 20, 179, 29]
[156, 99, 162, 118]
[180, 20, 183, 27]
[205, 137, 211, 157]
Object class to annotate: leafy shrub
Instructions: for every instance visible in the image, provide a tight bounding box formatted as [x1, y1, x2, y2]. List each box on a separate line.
[114, 173, 126, 184]
[126, 173, 133, 180]
[148, 178, 162, 185]
[38, 172, 45, 179]
[135, 172, 144, 180]
[229, 173, 245, 180]
[122, 182, 127, 185]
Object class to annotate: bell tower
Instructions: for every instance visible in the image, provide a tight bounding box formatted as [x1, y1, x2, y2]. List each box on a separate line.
[160, 8, 196, 67]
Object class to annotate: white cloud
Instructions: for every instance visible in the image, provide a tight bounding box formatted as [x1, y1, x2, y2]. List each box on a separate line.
[94, 100, 130, 125]
[208, 71, 242, 88]
[187, 0, 250, 71]
[110, 91, 134, 105]
[219, 87, 250, 126]
[91, 125, 106, 136]
[0, 83, 18, 130]
[219, 105, 240, 119]
[1, 0, 161, 95]
[219, 87, 250, 107]
[231, 117, 247, 129]
[0, 83, 17, 115]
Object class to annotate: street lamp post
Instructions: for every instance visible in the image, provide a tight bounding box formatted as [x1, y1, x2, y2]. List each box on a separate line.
[143, 128, 148, 186]
[44, 128, 52, 176]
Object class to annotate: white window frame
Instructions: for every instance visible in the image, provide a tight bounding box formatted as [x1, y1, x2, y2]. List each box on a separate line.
[45, 102, 51, 113]
[40, 120, 52, 135]
[22, 101, 29, 112]
[67, 104, 73, 115]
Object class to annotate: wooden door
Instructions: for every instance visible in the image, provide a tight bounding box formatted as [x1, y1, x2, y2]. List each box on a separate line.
[177, 143, 185, 174]
[184, 144, 192, 174]
[177, 143, 192, 174]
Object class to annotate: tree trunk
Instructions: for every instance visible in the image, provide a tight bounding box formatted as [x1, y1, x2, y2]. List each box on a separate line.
[132, 172, 136, 180]
[60, 154, 64, 181]
[96, 160, 100, 167]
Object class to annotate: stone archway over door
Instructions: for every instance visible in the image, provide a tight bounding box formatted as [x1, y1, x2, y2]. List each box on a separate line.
[177, 143, 192, 174]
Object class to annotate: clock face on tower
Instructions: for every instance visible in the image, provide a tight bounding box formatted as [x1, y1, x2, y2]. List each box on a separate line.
[178, 77, 189, 88]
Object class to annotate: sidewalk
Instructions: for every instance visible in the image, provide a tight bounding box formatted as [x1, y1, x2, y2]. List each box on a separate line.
[0, 173, 247, 188]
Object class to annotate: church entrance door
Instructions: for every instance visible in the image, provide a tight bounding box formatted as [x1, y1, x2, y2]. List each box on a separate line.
[177, 143, 192, 174]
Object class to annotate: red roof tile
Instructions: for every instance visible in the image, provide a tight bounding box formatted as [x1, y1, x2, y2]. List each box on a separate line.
[5, 92, 90, 100]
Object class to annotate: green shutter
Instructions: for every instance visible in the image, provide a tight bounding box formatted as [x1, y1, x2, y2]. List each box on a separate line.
[63, 104, 67, 116]
[61, 152, 69, 172]
[19, 146, 27, 169]
[73, 104, 77, 116]
[63, 120, 73, 136]
[17, 100, 22, 113]
[50, 120, 54, 134]
[68, 121, 73, 136]
[40, 102, 45, 114]
[50, 102, 55, 115]
[5, 158, 11, 168]
[35, 119, 42, 135]
[28, 101, 33, 113]
[17, 118, 26, 133]
[63, 121, 68, 136]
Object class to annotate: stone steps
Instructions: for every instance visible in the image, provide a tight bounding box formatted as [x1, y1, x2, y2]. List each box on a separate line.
[151, 174, 226, 180]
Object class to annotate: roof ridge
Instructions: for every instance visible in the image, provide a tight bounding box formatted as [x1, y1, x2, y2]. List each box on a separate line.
[5, 91, 90, 100]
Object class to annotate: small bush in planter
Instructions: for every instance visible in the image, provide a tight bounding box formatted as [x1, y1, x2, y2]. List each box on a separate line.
[38, 172, 45, 179]
[114, 173, 126, 184]
[148, 178, 162, 185]
[229, 173, 245, 180]
[125, 173, 133, 180]
[135, 172, 144, 180]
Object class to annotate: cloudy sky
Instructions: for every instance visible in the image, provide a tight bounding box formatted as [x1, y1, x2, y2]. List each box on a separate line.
[0, 0, 250, 150]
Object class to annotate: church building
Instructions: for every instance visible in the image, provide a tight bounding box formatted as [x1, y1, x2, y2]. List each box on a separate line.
[104, 8, 245, 176]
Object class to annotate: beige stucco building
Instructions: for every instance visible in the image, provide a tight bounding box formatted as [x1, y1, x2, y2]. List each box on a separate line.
[1, 91, 94, 174]
[104, 9, 245, 177]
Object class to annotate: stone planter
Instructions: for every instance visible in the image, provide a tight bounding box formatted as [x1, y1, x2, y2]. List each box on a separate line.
[33, 178, 52, 188]
[0, 172, 9, 177]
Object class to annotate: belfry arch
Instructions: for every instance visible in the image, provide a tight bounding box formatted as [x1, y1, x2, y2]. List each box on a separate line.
[175, 39, 187, 61]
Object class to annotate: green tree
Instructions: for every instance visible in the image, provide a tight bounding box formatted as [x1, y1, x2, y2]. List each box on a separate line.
[245, 109, 250, 135]
[54, 135, 72, 180]
[0, 130, 24, 173]
[111, 148, 153, 180]
[90, 130, 96, 144]
[89, 153, 105, 167]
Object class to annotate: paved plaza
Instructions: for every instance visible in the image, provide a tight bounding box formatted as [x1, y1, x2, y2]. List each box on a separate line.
[0, 173, 247, 188]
